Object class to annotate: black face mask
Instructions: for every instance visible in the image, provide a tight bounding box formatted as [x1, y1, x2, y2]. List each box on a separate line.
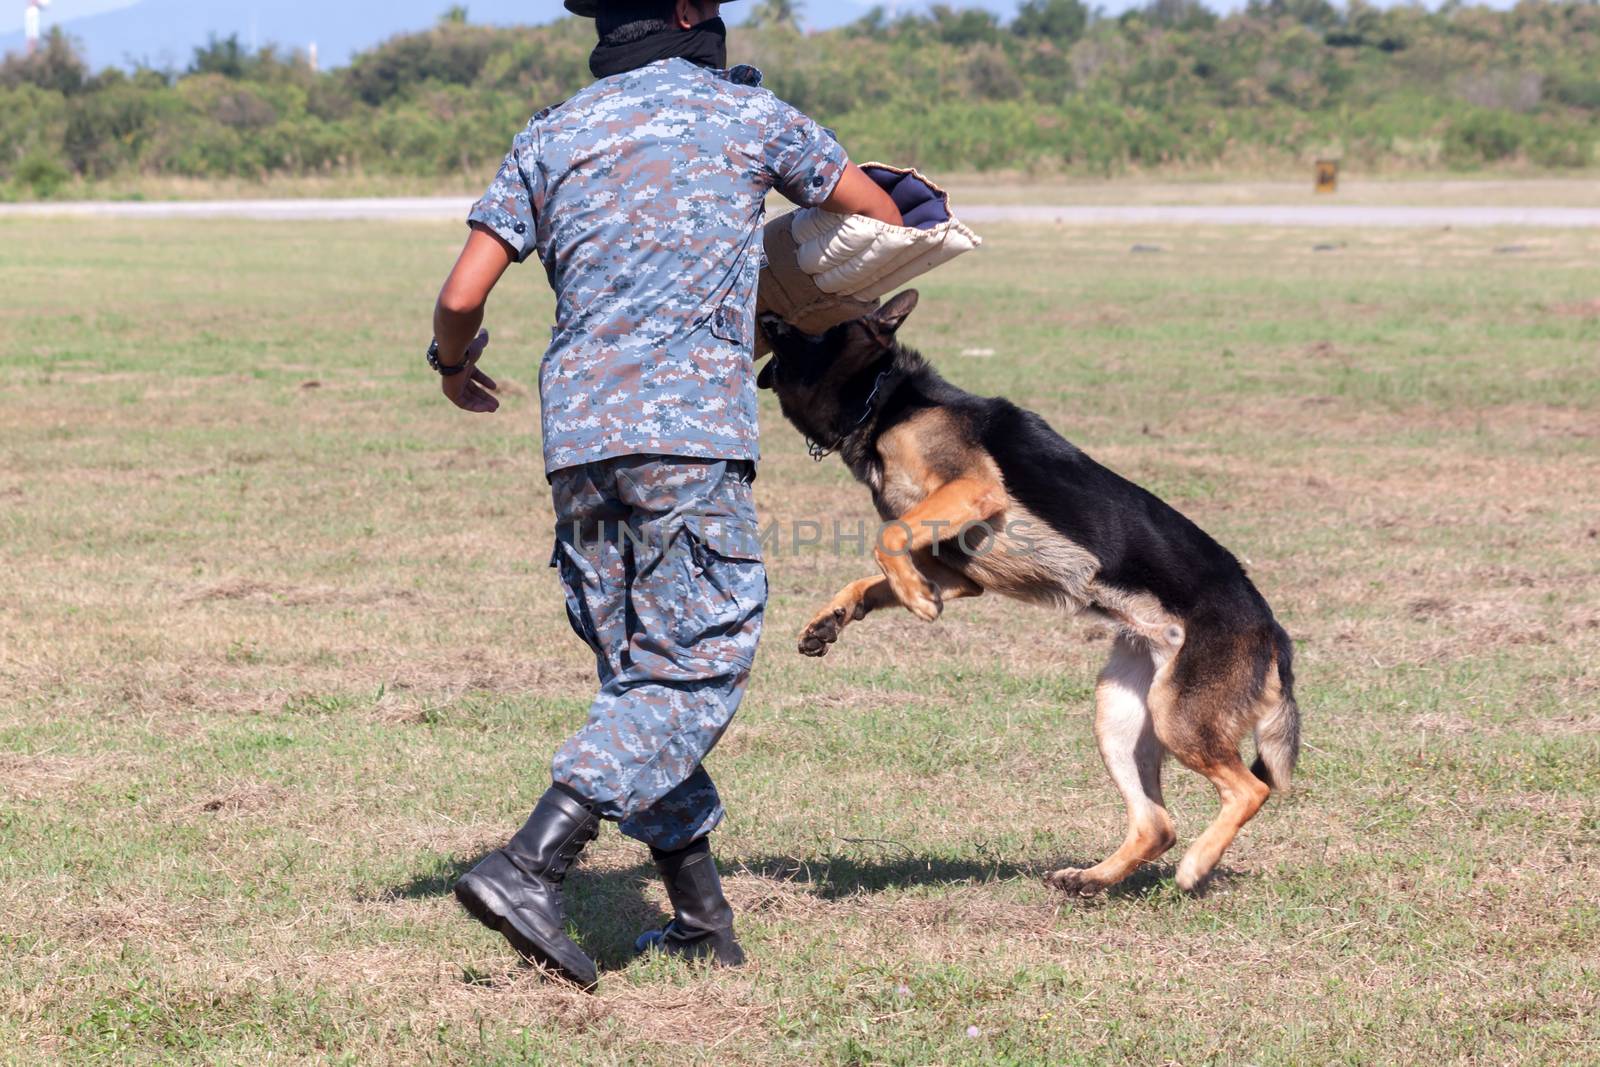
[589, 17, 728, 80]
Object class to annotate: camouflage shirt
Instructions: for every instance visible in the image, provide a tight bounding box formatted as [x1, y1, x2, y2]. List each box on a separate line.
[468, 59, 850, 474]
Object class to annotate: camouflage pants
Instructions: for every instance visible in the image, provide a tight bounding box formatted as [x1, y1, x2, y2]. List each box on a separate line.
[548, 455, 765, 850]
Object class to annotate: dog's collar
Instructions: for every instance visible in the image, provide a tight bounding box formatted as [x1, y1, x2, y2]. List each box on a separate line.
[807, 364, 894, 462]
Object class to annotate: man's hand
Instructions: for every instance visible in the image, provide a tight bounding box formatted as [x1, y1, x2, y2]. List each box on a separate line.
[441, 328, 499, 413]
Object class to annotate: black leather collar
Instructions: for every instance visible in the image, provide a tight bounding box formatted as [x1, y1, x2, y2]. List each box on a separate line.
[807, 362, 900, 462]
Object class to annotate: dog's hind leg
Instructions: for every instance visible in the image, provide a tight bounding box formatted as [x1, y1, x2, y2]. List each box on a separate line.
[1046, 637, 1176, 896]
[1147, 644, 1273, 893]
[1169, 753, 1270, 893]
[799, 556, 982, 657]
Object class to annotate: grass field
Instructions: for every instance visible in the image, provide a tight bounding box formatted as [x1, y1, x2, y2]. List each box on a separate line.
[2, 217, 1597, 1064]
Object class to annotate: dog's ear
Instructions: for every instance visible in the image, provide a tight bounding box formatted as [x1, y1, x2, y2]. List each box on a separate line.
[867, 289, 919, 341]
[756, 356, 776, 390]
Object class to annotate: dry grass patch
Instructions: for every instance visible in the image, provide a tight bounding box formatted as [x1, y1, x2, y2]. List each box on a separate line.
[191, 779, 291, 816]
[0, 753, 124, 801]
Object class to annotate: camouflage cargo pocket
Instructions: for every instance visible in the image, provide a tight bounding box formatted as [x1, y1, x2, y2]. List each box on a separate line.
[668, 519, 766, 669]
[550, 539, 604, 653]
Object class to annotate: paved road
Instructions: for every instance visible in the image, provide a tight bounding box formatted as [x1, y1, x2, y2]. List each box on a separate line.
[5, 197, 1600, 228]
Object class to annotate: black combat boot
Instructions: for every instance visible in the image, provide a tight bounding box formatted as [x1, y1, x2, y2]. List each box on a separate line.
[633, 837, 745, 966]
[454, 785, 602, 987]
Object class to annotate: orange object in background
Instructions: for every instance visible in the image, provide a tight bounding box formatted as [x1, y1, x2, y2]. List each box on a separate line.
[1315, 159, 1340, 194]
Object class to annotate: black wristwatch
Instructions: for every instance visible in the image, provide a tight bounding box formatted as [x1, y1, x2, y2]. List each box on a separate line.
[427, 339, 470, 377]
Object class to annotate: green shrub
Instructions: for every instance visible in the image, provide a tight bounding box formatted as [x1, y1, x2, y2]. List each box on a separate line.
[1548, 75, 1600, 111]
[1525, 126, 1594, 169]
[1444, 111, 1524, 166]
[15, 152, 69, 198]
[1014, 0, 1090, 42]
[63, 85, 157, 178]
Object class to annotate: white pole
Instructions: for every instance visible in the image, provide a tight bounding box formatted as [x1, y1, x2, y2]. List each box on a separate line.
[24, 3, 41, 55]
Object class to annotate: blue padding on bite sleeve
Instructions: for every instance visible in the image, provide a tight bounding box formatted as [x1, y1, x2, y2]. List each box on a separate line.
[861, 165, 949, 230]
[862, 165, 899, 189]
[901, 200, 949, 230]
[889, 175, 929, 214]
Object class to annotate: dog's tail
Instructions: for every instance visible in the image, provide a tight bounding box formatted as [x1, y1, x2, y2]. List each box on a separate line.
[1250, 626, 1301, 793]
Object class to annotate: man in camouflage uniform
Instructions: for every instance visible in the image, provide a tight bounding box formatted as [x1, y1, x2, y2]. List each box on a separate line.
[424, 0, 900, 987]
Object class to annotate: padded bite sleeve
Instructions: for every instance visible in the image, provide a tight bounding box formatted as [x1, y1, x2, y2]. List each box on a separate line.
[754, 164, 982, 356]
[788, 163, 982, 302]
[754, 215, 879, 358]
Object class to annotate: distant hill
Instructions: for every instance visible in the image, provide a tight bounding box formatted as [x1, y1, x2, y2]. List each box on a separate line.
[0, 0, 957, 71]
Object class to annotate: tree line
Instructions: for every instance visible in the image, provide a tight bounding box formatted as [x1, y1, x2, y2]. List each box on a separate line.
[3, 0, 1598, 197]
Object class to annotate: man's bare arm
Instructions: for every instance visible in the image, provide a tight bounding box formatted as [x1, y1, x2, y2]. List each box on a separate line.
[821, 163, 903, 226]
[432, 224, 515, 413]
[435, 224, 514, 360]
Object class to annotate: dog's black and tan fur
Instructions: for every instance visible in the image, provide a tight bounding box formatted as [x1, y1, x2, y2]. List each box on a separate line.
[758, 291, 1301, 894]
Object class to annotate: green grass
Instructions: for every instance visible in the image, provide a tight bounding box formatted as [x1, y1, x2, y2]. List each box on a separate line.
[1, 217, 1597, 1064]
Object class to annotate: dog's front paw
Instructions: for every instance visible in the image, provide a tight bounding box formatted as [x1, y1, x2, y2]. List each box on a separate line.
[1044, 867, 1108, 898]
[798, 606, 848, 657]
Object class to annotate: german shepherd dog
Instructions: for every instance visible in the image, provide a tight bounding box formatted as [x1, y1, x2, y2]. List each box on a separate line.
[757, 291, 1301, 894]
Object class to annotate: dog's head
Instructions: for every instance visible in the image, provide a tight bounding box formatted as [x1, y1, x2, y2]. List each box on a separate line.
[757, 290, 919, 446]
